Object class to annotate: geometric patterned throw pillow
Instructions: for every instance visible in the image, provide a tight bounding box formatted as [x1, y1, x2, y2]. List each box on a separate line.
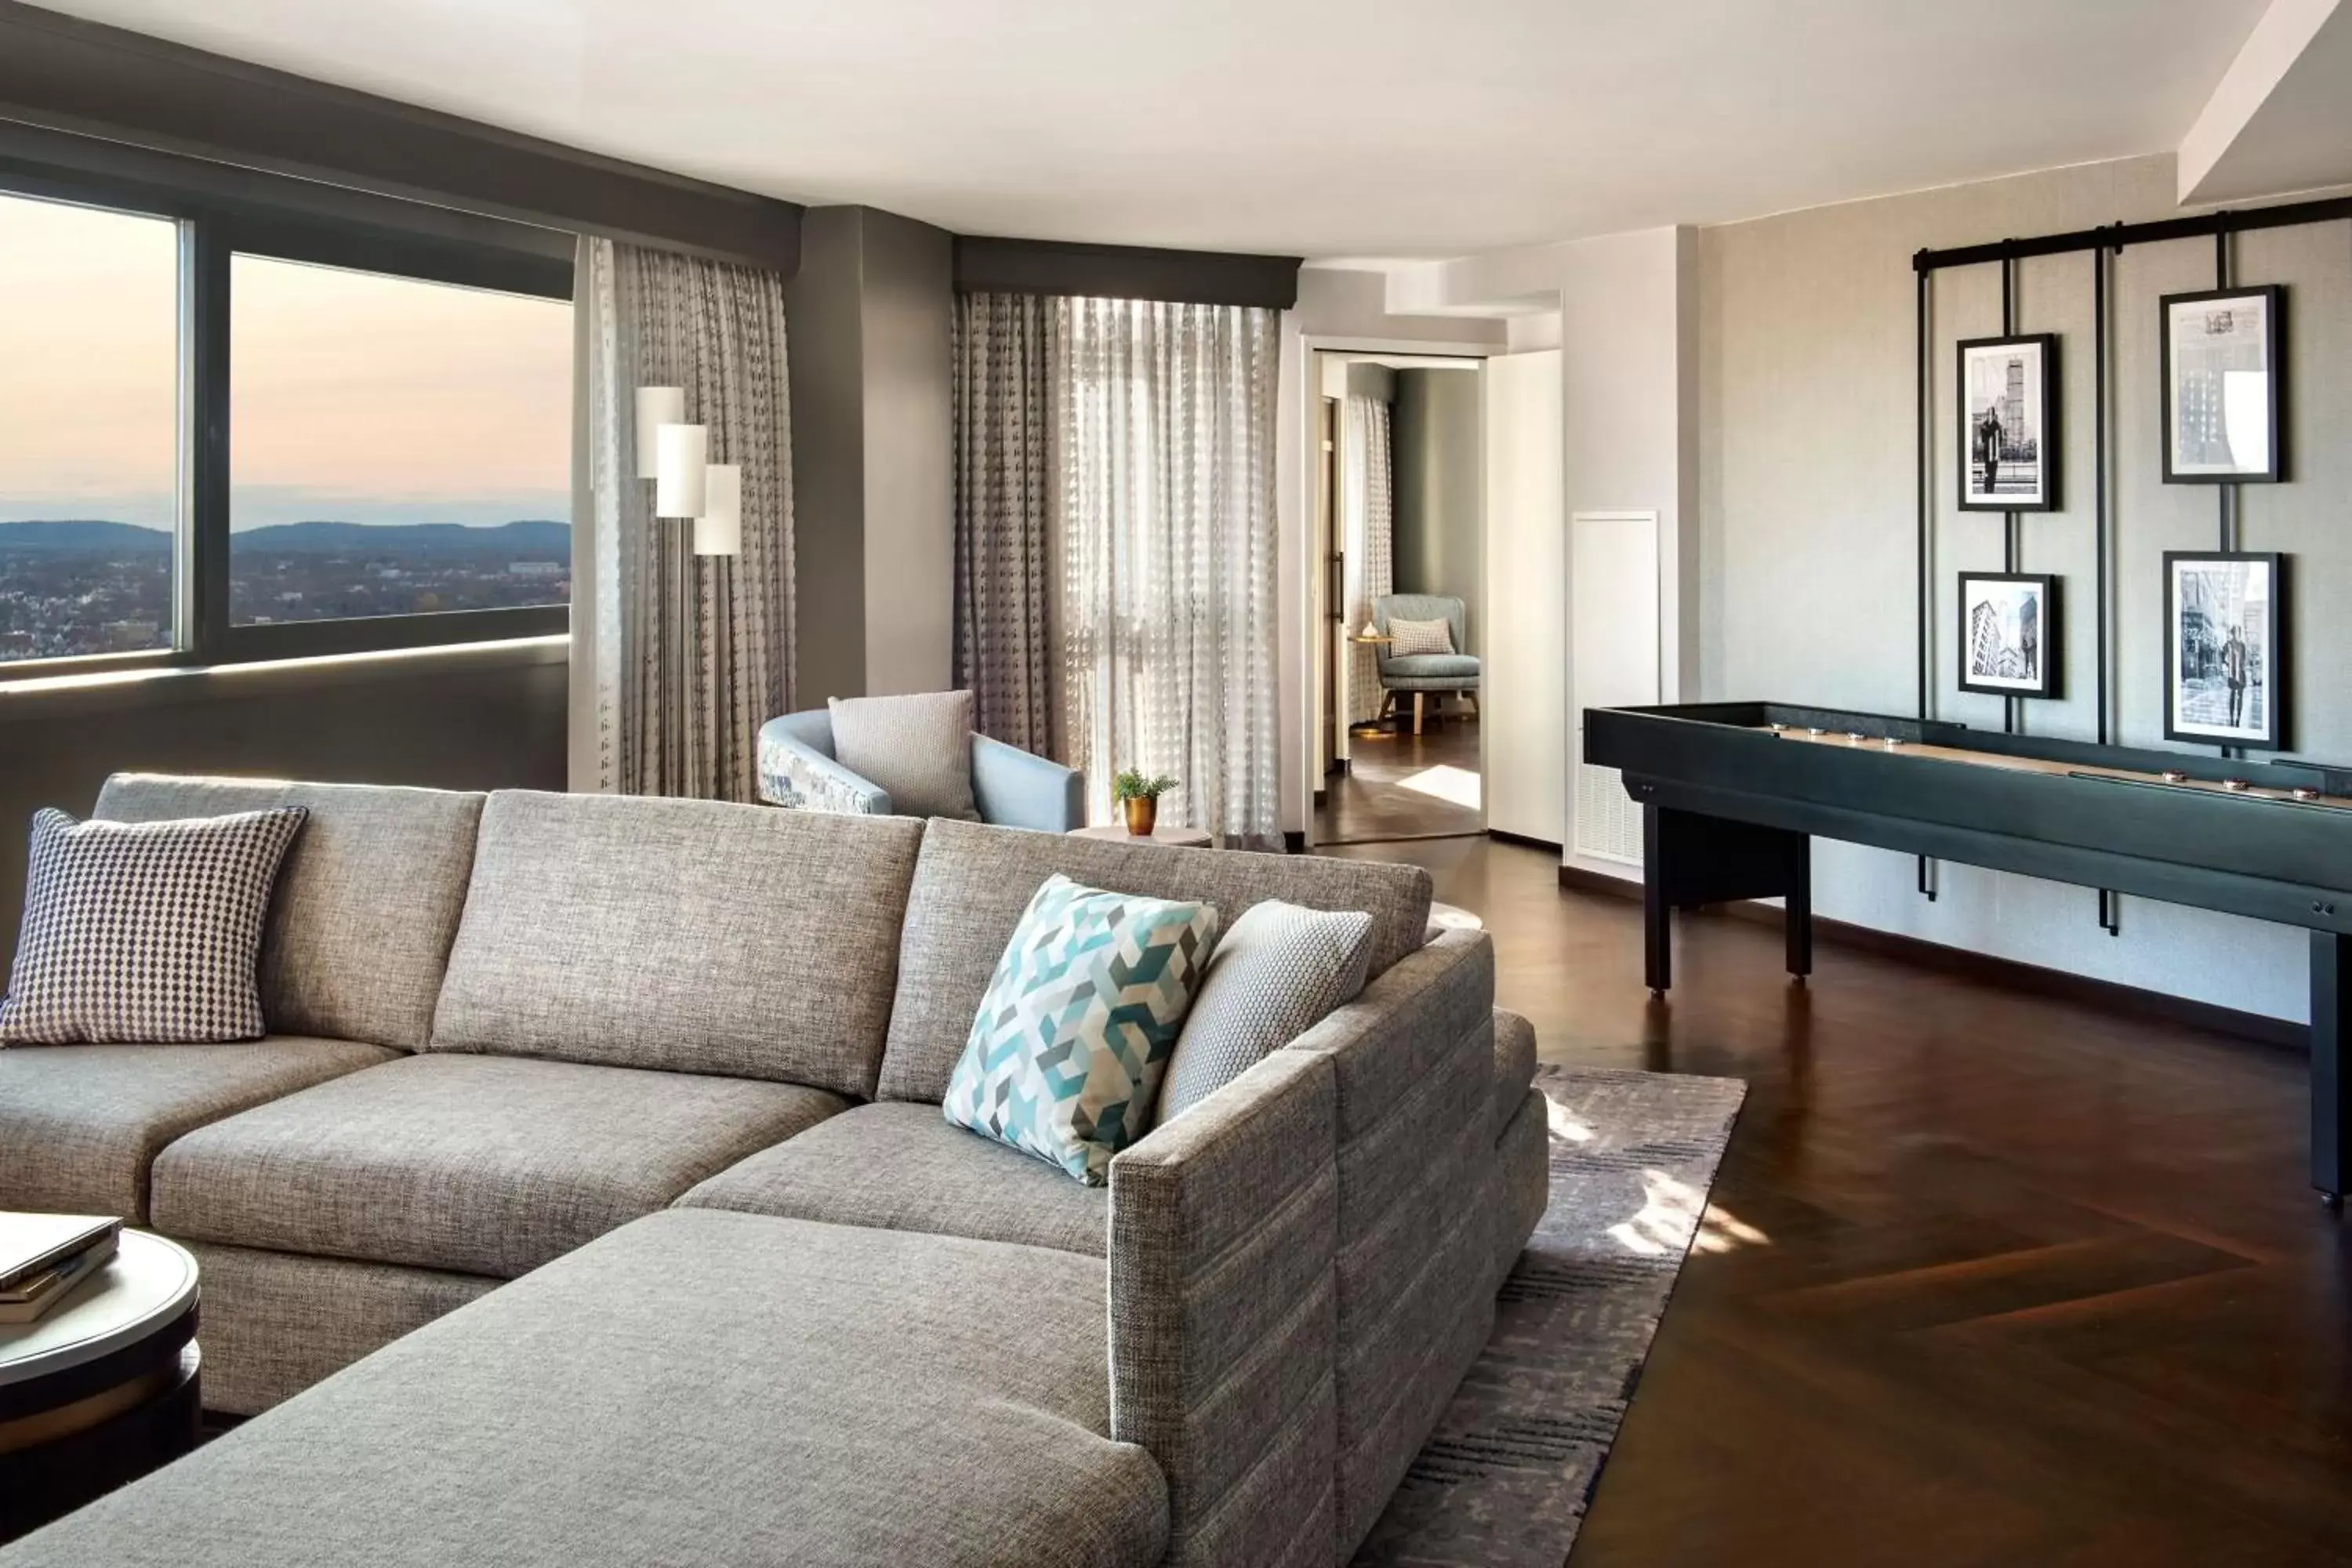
[943, 874, 1221, 1184]
[0, 806, 309, 1046]
[1387, 615, 1455, 656]
[1153, 899, 1376, 1127]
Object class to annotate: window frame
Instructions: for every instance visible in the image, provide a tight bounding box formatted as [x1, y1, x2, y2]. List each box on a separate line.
[0, 143, 573, 684]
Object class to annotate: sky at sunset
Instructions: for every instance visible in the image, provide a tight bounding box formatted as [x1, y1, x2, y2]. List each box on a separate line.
[0, 191, 572, 532]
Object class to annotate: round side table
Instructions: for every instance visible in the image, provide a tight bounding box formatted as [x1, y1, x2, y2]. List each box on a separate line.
[1067, 823, 1214, 848]
[0, 1229, 201, 1543]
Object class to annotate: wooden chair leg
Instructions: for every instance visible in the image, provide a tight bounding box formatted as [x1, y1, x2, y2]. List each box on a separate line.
[1412, 692, 1425, 735]
[1465, 690, 1479, 717]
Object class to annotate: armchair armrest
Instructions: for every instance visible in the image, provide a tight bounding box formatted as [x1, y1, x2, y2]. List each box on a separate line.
[755, 721, 891, 814]
[971, 731, 1085, 832]
[1108, 1049, 1338, 1568]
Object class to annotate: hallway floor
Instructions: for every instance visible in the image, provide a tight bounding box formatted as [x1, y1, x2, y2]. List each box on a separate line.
[1314, 713, 1482, 845]
[1321, 833, 2352, 1566]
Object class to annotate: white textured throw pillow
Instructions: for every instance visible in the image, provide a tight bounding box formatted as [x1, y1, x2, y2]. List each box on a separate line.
[827, 691, 980, 821]
[0, 806, 309, 1045]
[1387, 615, 1455, 656]
[1154, 899, 1376, 1125]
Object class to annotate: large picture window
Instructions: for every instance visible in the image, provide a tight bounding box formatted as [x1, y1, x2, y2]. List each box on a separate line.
[0, 192, 181, 666]
[0, 151, 572, 681]
[229, 256, 572, 628]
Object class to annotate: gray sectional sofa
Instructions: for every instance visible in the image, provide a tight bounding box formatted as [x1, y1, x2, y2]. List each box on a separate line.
[0, 775, 1550, 1568]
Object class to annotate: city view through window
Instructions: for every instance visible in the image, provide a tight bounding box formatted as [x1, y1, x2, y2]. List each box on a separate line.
[0, 191, 573, 666]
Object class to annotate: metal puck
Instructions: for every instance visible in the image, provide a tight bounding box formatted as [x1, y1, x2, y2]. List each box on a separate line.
[2294, 788, 2321, 802]
[2223, 779, 2250, 793]
[2161, 771, 2187, 783]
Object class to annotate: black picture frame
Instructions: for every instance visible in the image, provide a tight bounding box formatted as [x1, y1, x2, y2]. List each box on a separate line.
[1957, 572, 2059, 699]
[1956, 334, 2059, 511]
[2159, 285, 2285, 485]
[2163, 550, 2285, 750]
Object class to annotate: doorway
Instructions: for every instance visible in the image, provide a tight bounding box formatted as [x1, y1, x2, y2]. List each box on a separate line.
[1311, 351, 1487, 848]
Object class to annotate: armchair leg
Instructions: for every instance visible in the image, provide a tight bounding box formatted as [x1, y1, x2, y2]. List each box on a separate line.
[1465, 691, 1478, 717]
[1413, 693, 1425, 736]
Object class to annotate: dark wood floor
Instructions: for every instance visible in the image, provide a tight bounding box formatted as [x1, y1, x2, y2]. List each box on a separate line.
[1314, 713, 1482, 845]
[1324, 834, 2352, 1566]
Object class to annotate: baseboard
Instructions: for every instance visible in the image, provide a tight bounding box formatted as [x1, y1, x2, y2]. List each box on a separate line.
[1487, 829, 1564, 853]
[1555, 864, 2304, 1051]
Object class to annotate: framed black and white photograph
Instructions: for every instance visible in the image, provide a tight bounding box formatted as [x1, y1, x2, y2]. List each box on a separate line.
[2161, 285, 2284, 483]
[1958, 335, 2058, 510]
[2165, 551, 2284, 749]
[1958, 572, 2058, 698]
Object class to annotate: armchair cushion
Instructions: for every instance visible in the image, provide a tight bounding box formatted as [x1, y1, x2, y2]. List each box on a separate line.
[827, 691, 981, 821]
[1386, 616, 1455, 657]
[1381, 653, 1481, 684]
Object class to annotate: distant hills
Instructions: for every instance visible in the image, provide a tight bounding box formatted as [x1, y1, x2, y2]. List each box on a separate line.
[0, 519, 569, 557]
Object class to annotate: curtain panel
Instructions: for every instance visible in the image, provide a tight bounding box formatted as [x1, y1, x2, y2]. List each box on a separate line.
[1341, 392, 1393, 725]
[573, 237, 794, 802]
[1056, 297, 1283, 848]
[951, 292, 1058, 757]
[952, 292, 1283, 845]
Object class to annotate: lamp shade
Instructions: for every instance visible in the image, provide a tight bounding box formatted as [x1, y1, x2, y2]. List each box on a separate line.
[655, 423, 708, 518]
[633, 387, 684, 481]
[695, 464, 742, 557]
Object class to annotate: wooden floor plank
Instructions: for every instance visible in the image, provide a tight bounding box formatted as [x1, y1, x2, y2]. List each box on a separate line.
[1323, 835, 2352, 1566]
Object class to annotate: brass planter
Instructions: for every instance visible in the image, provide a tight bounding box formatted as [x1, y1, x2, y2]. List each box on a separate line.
[1121, 795, 1158, 837]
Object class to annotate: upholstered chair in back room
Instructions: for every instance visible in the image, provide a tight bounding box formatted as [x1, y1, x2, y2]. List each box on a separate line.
[757, 693, 1084, 832]
[1374, 593, 1480, 736]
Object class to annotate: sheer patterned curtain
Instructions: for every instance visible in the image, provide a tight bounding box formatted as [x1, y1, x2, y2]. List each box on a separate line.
[1055, 298, 1282, 847]
[1341, 393, 1393, 724]
[952, 292, 1058, 757]
[574, 237, 794, 801]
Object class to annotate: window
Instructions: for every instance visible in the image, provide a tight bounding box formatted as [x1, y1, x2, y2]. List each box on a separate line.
[0, 145, 572, 681]
[229, 256, 572, 628]
[0, 191, 180, 666]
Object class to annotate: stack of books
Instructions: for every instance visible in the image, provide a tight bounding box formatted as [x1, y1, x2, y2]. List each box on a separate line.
[0, 1214, 122, 1326]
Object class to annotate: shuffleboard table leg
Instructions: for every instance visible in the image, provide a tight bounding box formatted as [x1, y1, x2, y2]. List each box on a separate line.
[2313, 932, 2349, 1211]
[1785, 837, 1813, 982]
[1642, 805, 1671, 994]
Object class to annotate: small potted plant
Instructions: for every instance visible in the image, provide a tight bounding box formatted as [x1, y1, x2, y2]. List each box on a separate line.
[1112, 770, 1178, 837]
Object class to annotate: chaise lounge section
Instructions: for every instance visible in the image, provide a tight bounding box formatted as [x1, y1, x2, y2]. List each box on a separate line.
[0, 774, 1548, 1567]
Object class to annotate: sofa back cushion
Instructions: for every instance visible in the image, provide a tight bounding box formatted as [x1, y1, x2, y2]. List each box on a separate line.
[878, 818, 1431, 1103]
[94, 774, 485, 1051]
[429, 791, 924, 1097]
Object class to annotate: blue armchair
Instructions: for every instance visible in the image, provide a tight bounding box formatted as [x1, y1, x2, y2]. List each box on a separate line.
[1374, 593, 1480, 735]
[756, 709, 1085, 833]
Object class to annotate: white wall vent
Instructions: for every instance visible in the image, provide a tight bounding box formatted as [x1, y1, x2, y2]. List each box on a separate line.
[1574, 760, 1644, 865]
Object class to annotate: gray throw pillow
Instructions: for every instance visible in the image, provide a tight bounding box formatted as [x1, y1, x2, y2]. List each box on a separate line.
[827, 691, 980, 822]
[1155, 898, 1376, 1125]
[1, 806, 309, 1045]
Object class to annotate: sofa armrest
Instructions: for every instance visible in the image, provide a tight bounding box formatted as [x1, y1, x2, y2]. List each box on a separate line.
[970, 732, 1085, 833]
[755, 721, 891, 814]
[1108, 1049, 1338, 1568]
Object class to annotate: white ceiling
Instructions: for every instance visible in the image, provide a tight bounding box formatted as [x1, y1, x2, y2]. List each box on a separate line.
[28, 0, 2274, 258]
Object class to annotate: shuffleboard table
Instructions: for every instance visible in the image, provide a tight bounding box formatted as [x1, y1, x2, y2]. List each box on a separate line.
[1584, 701, 2352, 1207]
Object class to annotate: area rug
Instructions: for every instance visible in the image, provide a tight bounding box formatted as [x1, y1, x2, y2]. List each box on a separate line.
[1352, 1063, 1749, 1567]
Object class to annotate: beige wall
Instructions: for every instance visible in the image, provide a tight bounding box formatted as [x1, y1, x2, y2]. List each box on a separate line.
[1700, 152, 2352, 1022]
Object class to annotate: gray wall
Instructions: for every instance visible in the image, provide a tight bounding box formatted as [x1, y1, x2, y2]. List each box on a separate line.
[783, 205, 954, 705]
[0, 641, 566, 976]
[1390, 367, 1483, 654]
[1700, 152, 2352, 1022]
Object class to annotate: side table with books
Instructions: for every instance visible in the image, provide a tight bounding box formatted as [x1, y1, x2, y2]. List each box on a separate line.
[0, 1217, 201, 1543]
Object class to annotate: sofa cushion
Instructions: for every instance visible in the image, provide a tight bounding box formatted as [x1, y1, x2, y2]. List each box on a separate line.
[1155, 899, 1374, 1127]
[0, 1036, 398, 1223]
[827, 689, 981, 820]
[2, 807, 308, 1045]
[427, 791, 923, 1097]
[880, 818, 1432, 1103]
[0, 1210, 1171, 1568]
[1491, 1007, 1537, 1145]
[680, 1102, 1109, 1256]
[151, 1054, 844, 1278]
[95, 775, 485, 1051]
[944, 875, 1221, 1184]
